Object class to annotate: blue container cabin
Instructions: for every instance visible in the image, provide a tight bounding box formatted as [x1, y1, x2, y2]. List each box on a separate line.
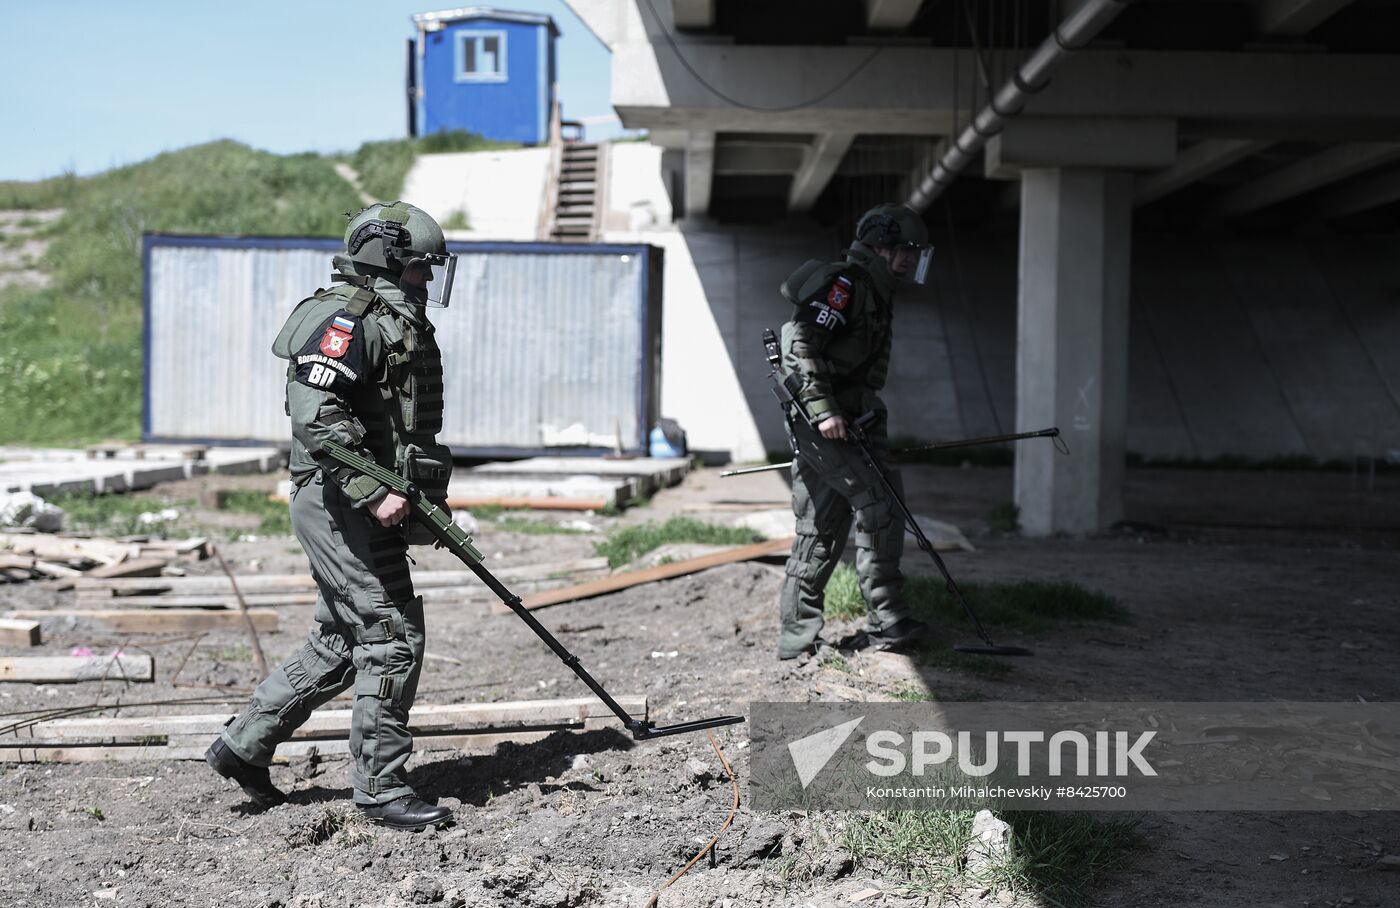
[408, 7, 559, 145]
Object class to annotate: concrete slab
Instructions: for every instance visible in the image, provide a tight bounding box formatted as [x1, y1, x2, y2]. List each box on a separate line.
[0, 446, 284, 497]
[446, 476, 632, 509]
[469, 456, 690, 493]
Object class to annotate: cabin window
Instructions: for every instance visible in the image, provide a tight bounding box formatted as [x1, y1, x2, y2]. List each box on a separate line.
[455, 30, 507, 82]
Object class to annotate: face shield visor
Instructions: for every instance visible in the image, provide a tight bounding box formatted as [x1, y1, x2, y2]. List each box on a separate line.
[412, 252, 457, 308]
[890, 243, 934, 285]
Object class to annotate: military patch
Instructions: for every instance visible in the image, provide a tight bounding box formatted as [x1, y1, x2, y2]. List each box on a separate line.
[826, 276, 852, 311]
[319, 326, 352, 358]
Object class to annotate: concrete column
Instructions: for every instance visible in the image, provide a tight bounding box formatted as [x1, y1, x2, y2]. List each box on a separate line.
[684, 131, 715, 219]
[1014, 168, 1133, 536]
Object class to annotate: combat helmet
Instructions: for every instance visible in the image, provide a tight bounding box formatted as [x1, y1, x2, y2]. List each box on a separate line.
[344, 202, 457, 306]
[854, 203, 933, 284]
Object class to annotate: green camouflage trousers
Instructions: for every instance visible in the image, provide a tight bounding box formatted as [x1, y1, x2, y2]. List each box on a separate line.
[221, 473, 424, 805]
[778, 411, 908, 659]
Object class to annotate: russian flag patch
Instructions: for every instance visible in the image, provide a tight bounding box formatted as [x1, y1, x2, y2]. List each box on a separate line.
[332, 316, 356, 333]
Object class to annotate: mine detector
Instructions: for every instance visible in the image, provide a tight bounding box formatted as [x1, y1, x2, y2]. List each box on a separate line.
[758, 327, 1035, 658]
[323, 440, 745, 740]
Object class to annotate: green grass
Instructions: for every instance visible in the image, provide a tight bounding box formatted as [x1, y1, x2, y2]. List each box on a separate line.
[823, 563, 1124, 633]
[841, 810, 1141, 905]
[440, 209, 470, 231]
[891, 681, 935, 701]
[350, 130, 517, 201]
[48, 491, 196, 538]
[216, 490, 293, 537]
[0, 131, 517, 446]
[0, 140, 362, 445]
[210, 643, 253, 663]
[986, 502, 1020, 534]
[492, 515, 589, 536]
[593, 517, 760, 568]
[0, 170, 81, 209]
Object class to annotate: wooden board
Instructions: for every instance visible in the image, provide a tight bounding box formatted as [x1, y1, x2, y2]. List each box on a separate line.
[0, 655, 154, 683]
[0, 618, 41, 647]
[86, 557, 169, 579]
[0, 532, 137, 564]
[74, 558, 610, 598]
[444, 496, 610, 511]
[86, 579, 581, 609]
[5, 608, 279, 633]
[0, 696, 645, 762]
[503, 537, 795, 612]
[0, 724, 618, 764]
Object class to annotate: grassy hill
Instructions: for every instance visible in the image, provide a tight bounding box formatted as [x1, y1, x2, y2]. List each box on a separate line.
[0, 131, 509, 445]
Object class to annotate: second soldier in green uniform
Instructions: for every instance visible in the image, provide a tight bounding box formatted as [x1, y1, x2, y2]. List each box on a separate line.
[776, 203, 935, 660]
[206, 202, 459, 829]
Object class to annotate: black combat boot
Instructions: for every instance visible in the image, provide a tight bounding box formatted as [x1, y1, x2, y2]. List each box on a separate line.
[359, 795, 453, 831]
[866, 617, 934, 652]
[205, 737, 287, 810]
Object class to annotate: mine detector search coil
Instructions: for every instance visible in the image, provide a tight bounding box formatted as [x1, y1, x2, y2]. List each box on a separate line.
[321, 441, 746, 740]
[762, 328, 1033, 658]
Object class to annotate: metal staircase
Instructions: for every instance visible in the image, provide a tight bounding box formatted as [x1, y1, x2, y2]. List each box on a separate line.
[549, 141, 604, 242]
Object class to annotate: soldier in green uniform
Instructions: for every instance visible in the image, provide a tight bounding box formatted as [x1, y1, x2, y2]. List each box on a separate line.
[776, 203, 935, 660]
[206, 202, 458, 829]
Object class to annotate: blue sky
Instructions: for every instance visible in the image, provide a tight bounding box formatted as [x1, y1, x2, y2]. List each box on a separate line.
[1, 0, 619, 181]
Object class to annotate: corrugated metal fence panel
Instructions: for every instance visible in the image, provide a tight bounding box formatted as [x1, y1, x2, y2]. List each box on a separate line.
[146, 243, 333, 444]
[143, 236, 654, 454]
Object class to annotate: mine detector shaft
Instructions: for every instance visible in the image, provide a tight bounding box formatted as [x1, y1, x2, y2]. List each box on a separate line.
[322, 440, 745, 740]
[761, 328, 1035, 658]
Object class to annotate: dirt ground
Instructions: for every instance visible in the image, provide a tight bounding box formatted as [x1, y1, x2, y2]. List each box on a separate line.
[1, 462, 1397, 908]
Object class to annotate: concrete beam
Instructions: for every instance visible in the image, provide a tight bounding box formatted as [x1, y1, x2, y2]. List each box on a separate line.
[1310, 166, 1400, 219]
[866, 0, 926, 31]
[788, 133, 857, 212]
[1134, 139, 1272, 207]
[1213, 142, 1400, 216]
[1015, 168, 1133, 536]
[684, 131, 716, 218]
[713, 141, 807, 175]
[612, 45, 1400, 137]
[1256, 0, 1357, 35]
[671, 0, 714, 30]
[563, 0, 646, 49]
[984, 118, 1177, 179]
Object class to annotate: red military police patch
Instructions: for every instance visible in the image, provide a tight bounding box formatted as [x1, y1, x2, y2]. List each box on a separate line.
[319, 326, 352, 358]
[826, 276, 852, 311]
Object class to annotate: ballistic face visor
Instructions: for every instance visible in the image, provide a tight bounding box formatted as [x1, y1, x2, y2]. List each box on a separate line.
[890, 242, 935, 285]
[417, 251, 457, 308]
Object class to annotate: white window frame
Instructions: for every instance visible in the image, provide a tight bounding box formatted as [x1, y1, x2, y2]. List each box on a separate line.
[455, 29, 508, 83]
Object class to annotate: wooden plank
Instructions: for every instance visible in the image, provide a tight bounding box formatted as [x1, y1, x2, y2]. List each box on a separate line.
[0, 554, 36, 570]
[0, 719, 626, 764]
[0, 532, 136, 565]
[504, 537, 795, 612]
[0, 655, 154, 683]
[11, 697, 646, 742]
[86, 556, 169, 579]
[32, 560, 84, 579]
[444, 495, 610, 511]
[81, 578, 584, 609]
[5, 608, 279, 633]
[74, 558, 611, 597]
[0, 618, 41, 646]
[81, 592, 320, 608]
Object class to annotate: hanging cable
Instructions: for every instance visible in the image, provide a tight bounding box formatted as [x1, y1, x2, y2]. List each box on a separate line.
[640, 0, 883, 113]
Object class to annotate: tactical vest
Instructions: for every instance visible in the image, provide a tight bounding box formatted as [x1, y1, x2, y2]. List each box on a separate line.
[780, 258, 894, 398]
[274, 280, 452, 502]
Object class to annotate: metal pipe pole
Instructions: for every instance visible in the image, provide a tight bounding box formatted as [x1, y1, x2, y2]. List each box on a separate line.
[906, 0, 1132, 212]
